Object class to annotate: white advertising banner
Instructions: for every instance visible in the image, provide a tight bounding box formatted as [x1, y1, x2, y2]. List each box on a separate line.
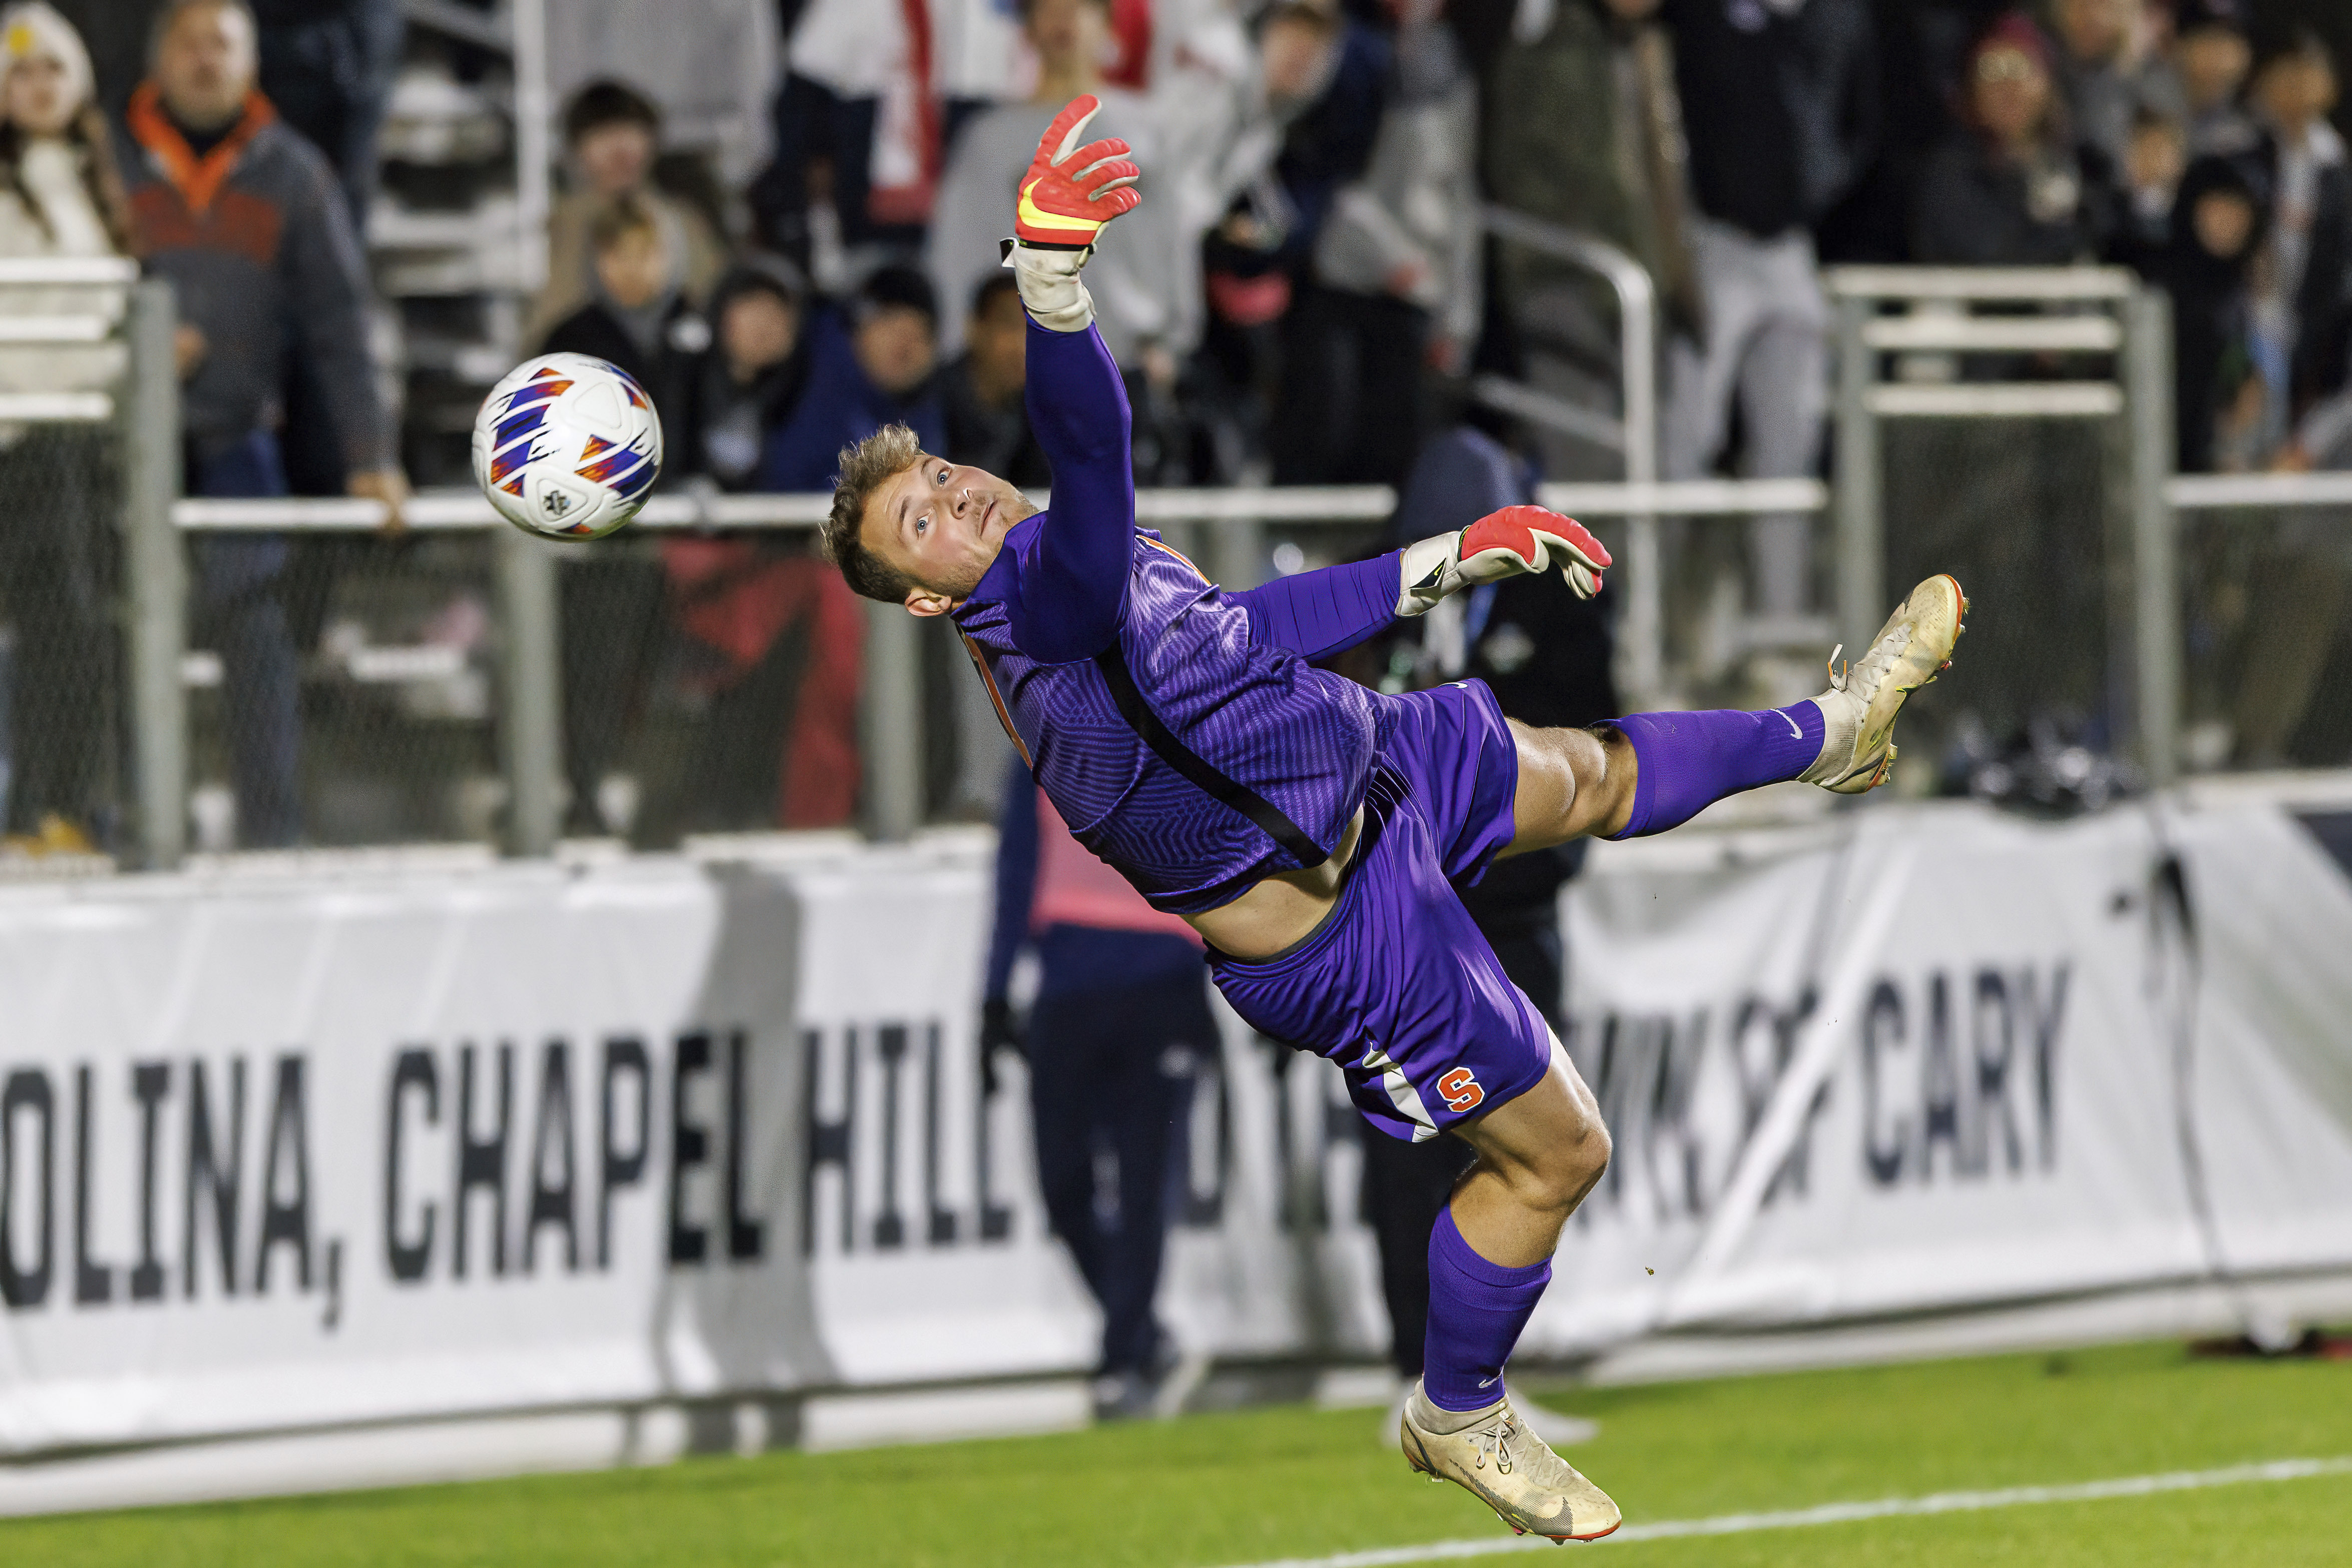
[4, 796, 2352, 1469]
[0, 862, 717, 1453]
[0, 843, 1322, 1459]
[1530, 800, 2352, 1356]
[751, 841, 1336, 1383]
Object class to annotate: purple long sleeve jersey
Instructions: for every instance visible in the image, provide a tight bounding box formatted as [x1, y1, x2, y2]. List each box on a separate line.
[953, 321, 1405, 914]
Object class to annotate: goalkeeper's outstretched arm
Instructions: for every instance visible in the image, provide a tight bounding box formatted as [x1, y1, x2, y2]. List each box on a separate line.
[1003, 95, 1143, 665]
[1226, 507, 1615, 662]
[1000, 101, 1613, 668]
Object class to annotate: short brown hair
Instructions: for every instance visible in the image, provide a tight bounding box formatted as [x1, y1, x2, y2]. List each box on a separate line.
[588, 192, 659, 253]
[565, 78, 661, 146]
[824, 424, 922, 602]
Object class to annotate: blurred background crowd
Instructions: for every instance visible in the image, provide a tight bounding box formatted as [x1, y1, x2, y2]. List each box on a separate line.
[0, 0, 2342, 854]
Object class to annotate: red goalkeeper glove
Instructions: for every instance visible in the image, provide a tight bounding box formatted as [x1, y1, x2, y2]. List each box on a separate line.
[1396, 506, 1611, 616]
[1014, 94, 1141, 249]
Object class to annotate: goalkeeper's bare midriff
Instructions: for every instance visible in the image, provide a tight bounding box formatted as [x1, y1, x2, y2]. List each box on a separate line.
[1182, 805, 1365, 961]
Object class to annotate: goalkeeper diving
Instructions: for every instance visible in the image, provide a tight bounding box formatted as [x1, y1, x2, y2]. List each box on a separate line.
[820, 96, 1968, 1542]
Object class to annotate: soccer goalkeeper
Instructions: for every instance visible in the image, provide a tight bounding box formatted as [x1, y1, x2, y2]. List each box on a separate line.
[821, 97, 1966, 1543]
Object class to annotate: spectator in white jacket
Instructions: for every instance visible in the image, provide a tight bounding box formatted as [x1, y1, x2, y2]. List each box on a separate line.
[0, 1, 129, 853]
[925, 0, 1190, 376]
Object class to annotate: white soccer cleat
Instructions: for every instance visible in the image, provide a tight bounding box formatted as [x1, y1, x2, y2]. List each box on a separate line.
[1399, 1382, 1622, 1543]
[1384, 1385, 1598, 1451]
[1801, 574, 1969, 795]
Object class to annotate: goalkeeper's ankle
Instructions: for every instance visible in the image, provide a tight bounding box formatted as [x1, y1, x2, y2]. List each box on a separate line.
[1005, 241, 1095, 333]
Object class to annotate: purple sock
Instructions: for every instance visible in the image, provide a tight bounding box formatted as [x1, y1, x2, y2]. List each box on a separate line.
[1422, 1206, 1551, 1412]
[1609, 703, 1825, 839]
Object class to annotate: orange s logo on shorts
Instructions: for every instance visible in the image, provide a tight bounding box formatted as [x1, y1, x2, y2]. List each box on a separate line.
[1437, 1067, 1485, 1113]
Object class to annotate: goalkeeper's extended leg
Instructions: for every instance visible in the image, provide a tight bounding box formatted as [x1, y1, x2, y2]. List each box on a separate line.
[1514, 575, 1969, 846]
[1399, 1046, 1622, 1542]
[1393, 577, 1966, 1544]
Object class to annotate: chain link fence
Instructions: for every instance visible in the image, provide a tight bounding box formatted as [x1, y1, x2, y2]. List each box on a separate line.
[0, 262, 137, 868]
[1829, 269, 2169, 804]
[2, 266, 2322, 875]
[1881, 414, 2120, 787]
[2169, 473, 2352, 775]
[156, 481, 1858, 863]
[0, 424, 124, 857]
[553, 529, 861, 845]
[183, 529, 504, 852]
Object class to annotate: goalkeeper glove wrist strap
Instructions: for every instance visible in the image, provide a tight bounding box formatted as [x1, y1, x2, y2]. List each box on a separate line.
[1396, 530, 1464, 617]
[1003, 239, 1096, 334]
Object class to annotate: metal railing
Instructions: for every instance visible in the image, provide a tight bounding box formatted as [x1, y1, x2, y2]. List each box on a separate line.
[2149, 469, 2352, 786]
[0, 261, 147, 868]
[153, 473, 1825, 864]
[1828, 266, 2167, 774]
[57, 262, 2345, 870]
[1477, 206, 1665, 700]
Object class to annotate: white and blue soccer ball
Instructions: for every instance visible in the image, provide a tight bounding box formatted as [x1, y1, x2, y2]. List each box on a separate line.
[472, 352, 664, 539]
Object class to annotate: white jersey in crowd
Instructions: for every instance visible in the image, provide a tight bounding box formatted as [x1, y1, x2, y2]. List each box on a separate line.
[0, 138, 125, 399]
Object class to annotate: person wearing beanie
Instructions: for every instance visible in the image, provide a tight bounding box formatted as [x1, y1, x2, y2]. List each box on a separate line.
[940, 272, 1050, 494]
[2156, 151, 2271, 473]
[654, 252, 858, 835]
[1911, 12, 2120, 266]
[1902, 13, 2117, 762]
[650, 262, 948, 832]
[0, 1, 132, 853]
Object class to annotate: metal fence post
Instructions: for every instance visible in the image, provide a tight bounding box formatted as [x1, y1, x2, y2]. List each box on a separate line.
[509, 0, 552, 297]
[1831, 291, 1882, 655]
[861, 597, 924, 841]
[1618, 251, 1662, 708]
[494, 529, 562, 855]
[1478, 206, 1663, 704]
[122, 281, 185, 871]
[1210, 516, 1265, 593]
[2124, 287, 2180, 788]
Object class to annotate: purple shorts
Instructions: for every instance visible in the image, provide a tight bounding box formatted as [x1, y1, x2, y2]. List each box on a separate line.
[1207, 681, 1553, 1142]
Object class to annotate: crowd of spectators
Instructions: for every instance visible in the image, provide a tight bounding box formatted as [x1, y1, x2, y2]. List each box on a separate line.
[710, 0, 2350, 816]
[0, 0, 2344, 848]
[1892, 1, 2349, 477]
[0, 0, 399, 852]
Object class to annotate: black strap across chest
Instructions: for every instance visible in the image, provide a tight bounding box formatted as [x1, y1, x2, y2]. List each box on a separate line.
[1091, 644, 1330, 870]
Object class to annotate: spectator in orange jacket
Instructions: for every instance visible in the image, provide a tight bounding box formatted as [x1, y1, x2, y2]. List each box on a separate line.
[121, 0, 406, 846]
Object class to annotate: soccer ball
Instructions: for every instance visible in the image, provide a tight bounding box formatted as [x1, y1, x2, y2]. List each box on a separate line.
[472, 353, 663, 539]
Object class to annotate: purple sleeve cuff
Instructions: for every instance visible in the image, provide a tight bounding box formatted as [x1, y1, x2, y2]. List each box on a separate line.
[1230, 552, 1401, 661]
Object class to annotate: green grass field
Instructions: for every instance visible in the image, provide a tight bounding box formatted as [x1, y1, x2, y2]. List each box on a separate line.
[7, 1341, 2348, 1566]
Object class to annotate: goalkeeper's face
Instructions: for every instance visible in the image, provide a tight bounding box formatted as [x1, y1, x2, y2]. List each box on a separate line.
[865, 454, 1038, 613]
